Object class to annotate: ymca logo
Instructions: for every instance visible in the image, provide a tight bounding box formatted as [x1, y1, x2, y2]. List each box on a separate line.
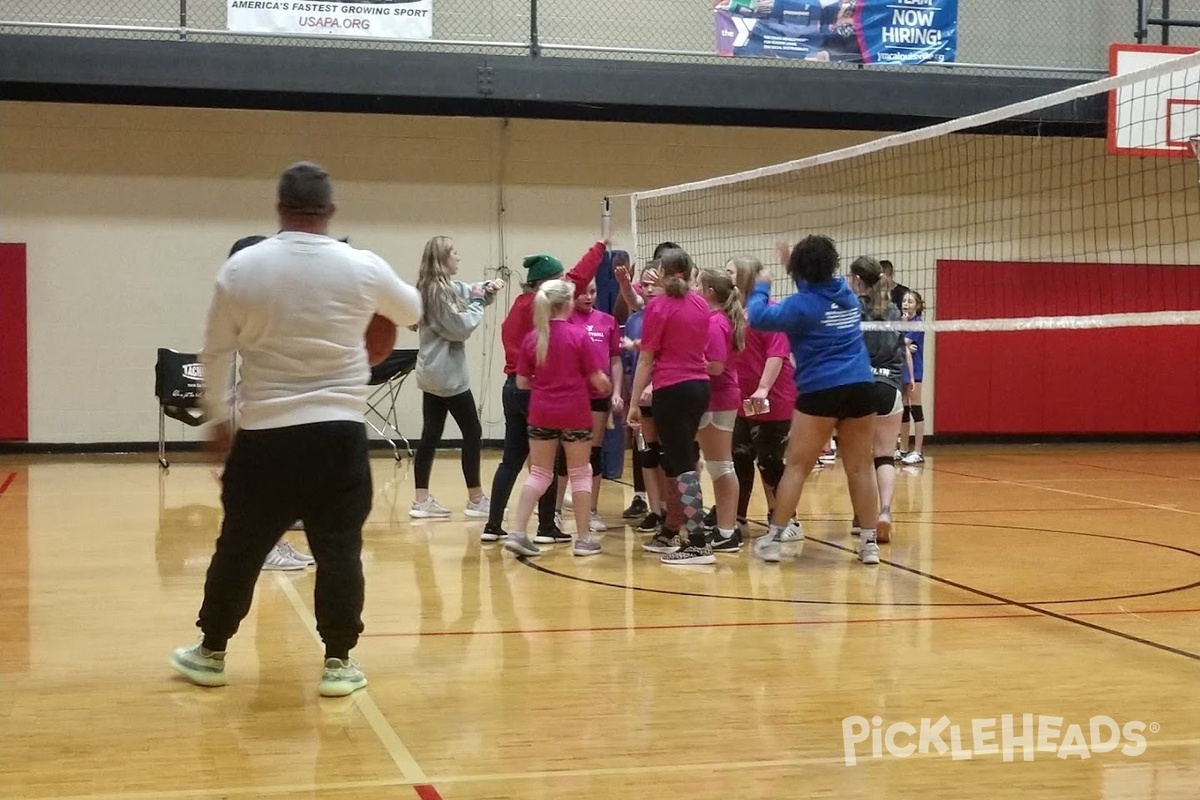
[730, 16, 757, 47]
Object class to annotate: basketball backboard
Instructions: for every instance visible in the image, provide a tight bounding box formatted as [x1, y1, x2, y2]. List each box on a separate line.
[1108, 43, 1200, 158]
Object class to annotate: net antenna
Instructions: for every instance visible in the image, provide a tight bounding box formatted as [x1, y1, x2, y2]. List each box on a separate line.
[608, 46, 1200, 334]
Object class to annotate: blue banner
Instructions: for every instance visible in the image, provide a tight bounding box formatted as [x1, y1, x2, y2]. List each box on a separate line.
[714, 0, 957, 65]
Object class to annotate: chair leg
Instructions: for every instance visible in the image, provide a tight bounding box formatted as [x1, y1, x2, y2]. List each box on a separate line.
[158, 407, 169, 470]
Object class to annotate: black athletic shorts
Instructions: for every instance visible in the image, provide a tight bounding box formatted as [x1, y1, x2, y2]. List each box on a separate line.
[590, 397, 612, 414]
[869, 383, 903, 416]
[795, 382, 876, 420]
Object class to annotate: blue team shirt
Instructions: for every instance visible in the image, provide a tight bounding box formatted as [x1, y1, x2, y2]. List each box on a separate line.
[621, 309, 644, 376]
[902, 315, 924, 383]
[746, 277, 873, 395]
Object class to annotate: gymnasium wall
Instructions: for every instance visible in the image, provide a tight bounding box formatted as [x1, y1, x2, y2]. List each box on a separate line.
[0, 101, 884, 445]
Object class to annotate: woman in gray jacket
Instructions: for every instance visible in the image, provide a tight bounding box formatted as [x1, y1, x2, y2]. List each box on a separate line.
[410, 236, 502, 519]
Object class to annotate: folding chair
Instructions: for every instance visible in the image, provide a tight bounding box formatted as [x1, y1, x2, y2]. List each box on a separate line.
[154, 348, 207, 469]
[365, 348, 418, 462]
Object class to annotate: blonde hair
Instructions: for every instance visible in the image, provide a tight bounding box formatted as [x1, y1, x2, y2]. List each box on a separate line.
[727, 255, 764, 303]
[699, 266, 746, 352]
[850, 255, 890, 320]
[658, 248, 694, 298]
[417, 235, 465, 324]
[532, 279, 574, 364]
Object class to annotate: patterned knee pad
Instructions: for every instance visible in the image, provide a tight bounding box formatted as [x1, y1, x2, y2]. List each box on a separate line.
[568, 464, 593, 496]
[524, 465, 554, 497]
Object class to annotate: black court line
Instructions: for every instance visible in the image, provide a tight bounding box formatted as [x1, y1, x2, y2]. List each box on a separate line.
[518, 474, 1200, 663]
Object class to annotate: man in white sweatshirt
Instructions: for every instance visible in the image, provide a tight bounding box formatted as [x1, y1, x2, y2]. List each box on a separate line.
[170, 162, 421, 698]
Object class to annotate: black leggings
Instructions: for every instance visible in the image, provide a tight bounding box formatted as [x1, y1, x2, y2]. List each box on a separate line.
[651, 380, 710, 477]
[414, 390, 482, 490]
[486, 376, 558, 531]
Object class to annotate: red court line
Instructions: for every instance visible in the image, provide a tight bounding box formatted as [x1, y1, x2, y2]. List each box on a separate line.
[414, 784, 443, 800]
[359, 606, 1200, 640]
[0, 472, 15, 498]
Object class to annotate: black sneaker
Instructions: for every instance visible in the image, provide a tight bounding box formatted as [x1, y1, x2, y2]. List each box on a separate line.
[533, 526, 572, 544]
[480, 523, 506, 542]
[622, 495, 649, 519]
[636, 512, 662, 533]
[710, 529, 743, 553]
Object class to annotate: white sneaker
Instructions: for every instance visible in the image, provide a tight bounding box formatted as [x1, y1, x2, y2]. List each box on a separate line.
[464, 495, 491, 519]
[901, 452, 924, 465]
[410, 496, 451, 519]
[779, 519, 804, 541]
[859, 535, 881, 566]
[563, 487, 574, 509]
[170, 642, 228, 687]
[318, 657, 367, 697]
[752, 530, 782, 563]
[277, 541, 314, 566]
[589, 511, 608, 532]
[503, 532, 541, 557]
[263, 544, 307, 571]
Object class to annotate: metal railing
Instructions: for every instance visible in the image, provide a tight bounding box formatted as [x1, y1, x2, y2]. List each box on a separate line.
[0, 0, 1141, 77]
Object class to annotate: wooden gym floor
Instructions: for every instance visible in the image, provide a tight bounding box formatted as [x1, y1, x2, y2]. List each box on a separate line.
[1, 443, 1198, 799]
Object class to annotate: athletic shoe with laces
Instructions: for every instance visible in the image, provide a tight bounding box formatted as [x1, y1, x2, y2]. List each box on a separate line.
[263, 544, 307, 571]
[169, 641, 227, 687]
[410, 496, 451, 519]
[710, 529, 742, 553]
[277, 541, 314, 565]
[859, 535, 881, 566]
[779, 519, 804, 542]
[533, 526, 572, 544]
[901, 452, 924, 465]
[503, 532, 541, 557]
[642, 532, 683, 554]
[622, 495, 649, 519]
[480, 523, 506, 542]
[752, 529, 782, 562]
[636, 512, 662, 533]
[318, 657, 367, 697]
[589, 511, 608, 532]
[573, 537, 602, 557]
[661, 543, 716, 565]
[464, 495, 491, 519]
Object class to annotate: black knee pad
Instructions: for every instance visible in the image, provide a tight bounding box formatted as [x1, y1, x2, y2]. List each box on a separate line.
[758, 457, 785, 489]
[639, 443, 662, 470]
[874, 456, 893, 471]
[902, 405, 911, 423]
[911, 405, 925, 423]
[590, 446, 603, 474]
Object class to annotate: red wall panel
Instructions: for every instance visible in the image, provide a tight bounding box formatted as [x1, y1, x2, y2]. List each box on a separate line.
[0, 244, 28, 441]
[935, 260, 1200, 435]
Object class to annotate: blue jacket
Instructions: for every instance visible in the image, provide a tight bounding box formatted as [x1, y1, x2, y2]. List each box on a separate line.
[746, 277, 873, 394]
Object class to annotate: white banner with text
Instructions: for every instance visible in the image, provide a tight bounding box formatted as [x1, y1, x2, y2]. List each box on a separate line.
[227, 1, 432, 40]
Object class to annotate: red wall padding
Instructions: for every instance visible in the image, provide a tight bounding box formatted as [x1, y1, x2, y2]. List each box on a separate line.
[0, 244, 28, 441]
[935, 260, 1200, 435]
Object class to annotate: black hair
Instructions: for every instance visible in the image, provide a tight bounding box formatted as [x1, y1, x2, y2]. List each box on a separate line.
[787, 235, 840, 284]
[228, 235, 268, 257]
[653, 241, 680, 259]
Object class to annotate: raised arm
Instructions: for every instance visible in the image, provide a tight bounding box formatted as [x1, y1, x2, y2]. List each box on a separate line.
[746, 281, 795, 333]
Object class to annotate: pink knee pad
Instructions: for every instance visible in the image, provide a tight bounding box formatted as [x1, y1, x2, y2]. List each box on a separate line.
[524, 465, 554, 496]
[568, 464, 593, 496]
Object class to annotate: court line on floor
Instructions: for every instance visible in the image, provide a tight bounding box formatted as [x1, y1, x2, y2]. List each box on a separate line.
[359, 605, 1200, 639]
[273, 574, 442, 800]
[0, 471, 15, 498]
[33, 736, 1200, 800]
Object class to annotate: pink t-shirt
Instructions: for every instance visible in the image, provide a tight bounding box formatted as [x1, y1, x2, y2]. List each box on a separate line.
[640, 291, 711, 391]
[517, 320, 606, 430]
[731, 311, 797, 423]
[705, 310, 741, 413]
[570, 308, 620, 399]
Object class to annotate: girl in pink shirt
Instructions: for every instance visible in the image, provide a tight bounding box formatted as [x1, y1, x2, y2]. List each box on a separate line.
[555, 279, 624, 530]
[697, 266, 747, 553]
[627, 248, 715, 565]
[507, 279, 612, 559]
[728, 256, 801, 537]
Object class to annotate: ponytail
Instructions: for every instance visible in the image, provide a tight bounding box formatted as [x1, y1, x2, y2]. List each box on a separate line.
[700, 265, 746, 352]
[658, 247, 694, 298]
[849, 256, 890, 320]
[531, 279, 574, 365]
